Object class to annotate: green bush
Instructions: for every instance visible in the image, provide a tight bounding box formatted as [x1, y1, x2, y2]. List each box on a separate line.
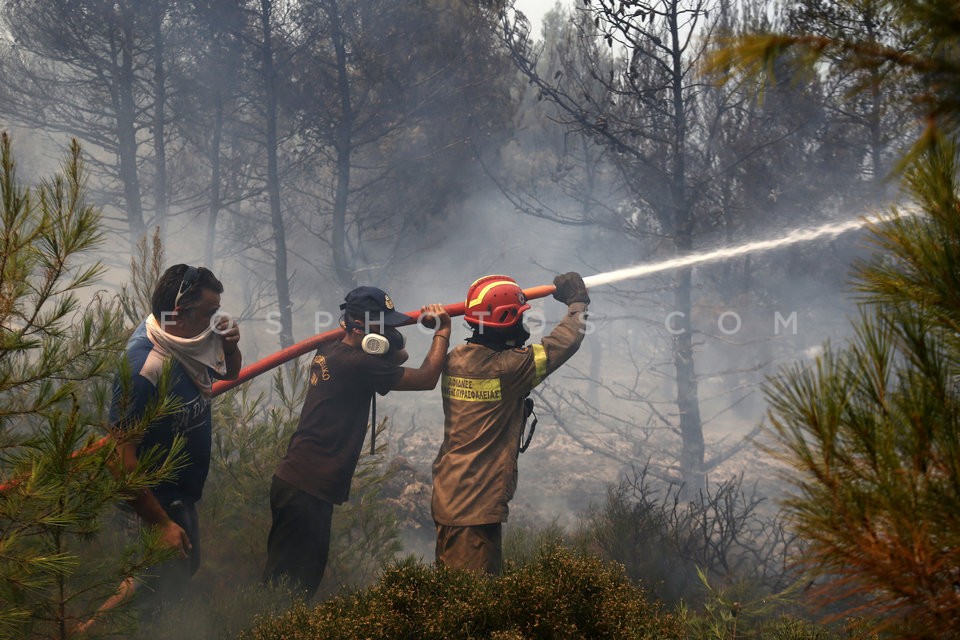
[497, 546, 681, 639]
[502, 518, 574, 567]
[239, 545, 683, 640]
[678, 568, 875, 640]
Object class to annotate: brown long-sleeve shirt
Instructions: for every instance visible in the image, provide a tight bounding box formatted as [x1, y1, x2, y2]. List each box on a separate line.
[431, 302, 588, 525]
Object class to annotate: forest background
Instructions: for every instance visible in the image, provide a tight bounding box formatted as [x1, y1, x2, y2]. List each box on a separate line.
[0, 0, 944, 638]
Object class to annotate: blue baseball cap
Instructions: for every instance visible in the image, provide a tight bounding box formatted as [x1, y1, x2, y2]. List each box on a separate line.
[340, 286, 409, 327]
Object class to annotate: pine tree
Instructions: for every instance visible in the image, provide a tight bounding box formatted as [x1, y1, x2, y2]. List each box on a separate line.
[713, 1, 960, 635]
[0, 134, 181, 639]
[764, 137, 960, 637]
[708, 0, 959, 164]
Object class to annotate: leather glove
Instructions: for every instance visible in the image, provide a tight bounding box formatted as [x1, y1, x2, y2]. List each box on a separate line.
[552, 272, 590, 305]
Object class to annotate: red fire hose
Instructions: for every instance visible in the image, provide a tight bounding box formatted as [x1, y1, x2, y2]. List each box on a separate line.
[0, 284, 557, 492]
[211, 283, 556, 395]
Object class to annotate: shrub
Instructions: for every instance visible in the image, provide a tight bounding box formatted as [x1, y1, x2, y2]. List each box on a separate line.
[497, 546, 682, 639]
[581, 467, 798, 607]
[238, 545, 683, 640]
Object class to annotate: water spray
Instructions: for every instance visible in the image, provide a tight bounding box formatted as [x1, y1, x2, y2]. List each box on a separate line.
[0, 215, 877, 492]
[213, 215, 876, 393]
[582, 217, 874, 288]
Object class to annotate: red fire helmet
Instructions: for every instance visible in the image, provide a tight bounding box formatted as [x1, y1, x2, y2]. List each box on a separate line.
[464, 275, 531, 329]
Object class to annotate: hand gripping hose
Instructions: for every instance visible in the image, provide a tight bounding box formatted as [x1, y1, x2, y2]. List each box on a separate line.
[0, 284, 558, 493]
[209, 283, 557, 395]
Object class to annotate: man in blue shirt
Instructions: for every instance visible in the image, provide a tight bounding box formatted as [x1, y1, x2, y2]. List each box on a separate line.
[111, 264, 241, 609]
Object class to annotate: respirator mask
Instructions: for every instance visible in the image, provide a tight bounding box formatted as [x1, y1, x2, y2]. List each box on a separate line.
[360, 326, 405, 355]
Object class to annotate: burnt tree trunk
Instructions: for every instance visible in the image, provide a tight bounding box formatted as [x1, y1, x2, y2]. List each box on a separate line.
[325, 0, 356, 290]
[668, 4, 704, 495]
[110, 4, 146, 246]
[151, 1, 168, 241]
[205, 92, 224, 267]
[259, 0, 293, 349]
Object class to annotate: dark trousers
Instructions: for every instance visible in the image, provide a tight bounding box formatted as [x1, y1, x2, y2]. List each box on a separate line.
[263, 475, 334, 599]
[125, 499, 201, 614]
[435, 522, 503, 575]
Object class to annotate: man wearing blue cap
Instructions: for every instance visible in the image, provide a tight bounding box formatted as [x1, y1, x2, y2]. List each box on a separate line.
[263, 286, 450, 598]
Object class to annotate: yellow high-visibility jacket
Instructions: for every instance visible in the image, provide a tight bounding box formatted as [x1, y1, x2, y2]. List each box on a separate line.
[431, 302, 588, 526]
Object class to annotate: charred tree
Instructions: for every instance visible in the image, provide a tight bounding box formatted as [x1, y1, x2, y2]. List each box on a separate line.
[288, 0, 515, 291]
[257, 0, 294, 349]
[0, 0, 177, 248]
[323, 0, 356, 290]
[150, 0, 169, 239]
[498, 0, 845, 492]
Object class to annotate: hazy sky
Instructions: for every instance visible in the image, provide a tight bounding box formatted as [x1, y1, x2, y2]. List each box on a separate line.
[514, 0, 574, 36]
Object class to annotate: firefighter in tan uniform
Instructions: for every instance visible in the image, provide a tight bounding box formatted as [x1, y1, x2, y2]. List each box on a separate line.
[431, 272, 590, 574]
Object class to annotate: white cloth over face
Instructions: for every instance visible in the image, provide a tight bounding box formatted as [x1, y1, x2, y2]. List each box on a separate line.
[144, 313, 226, 397]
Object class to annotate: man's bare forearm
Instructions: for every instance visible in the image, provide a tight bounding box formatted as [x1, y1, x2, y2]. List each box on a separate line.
[224, 348, 242, 380]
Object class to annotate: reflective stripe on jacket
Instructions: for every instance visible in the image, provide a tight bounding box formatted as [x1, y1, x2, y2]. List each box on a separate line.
[431, 302, 588, 525]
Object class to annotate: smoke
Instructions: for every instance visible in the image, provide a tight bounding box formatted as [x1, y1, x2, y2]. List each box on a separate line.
[367, 168, 884, 550]
[0, 0, 912, 626]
